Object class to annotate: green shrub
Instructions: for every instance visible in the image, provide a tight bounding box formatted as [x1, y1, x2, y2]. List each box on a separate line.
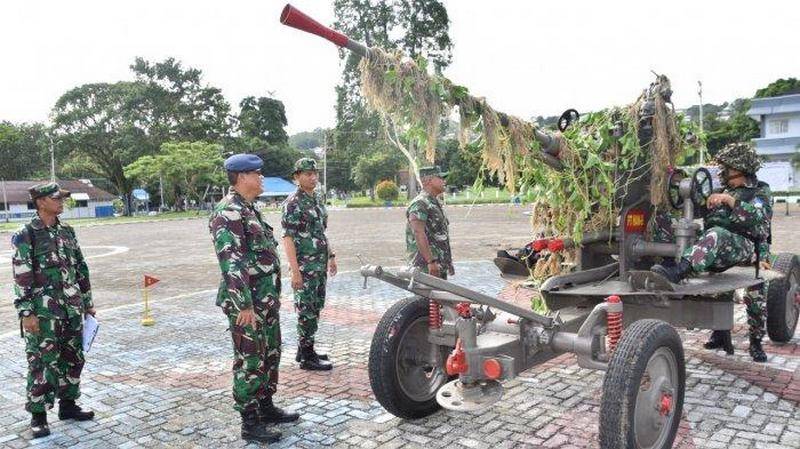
[376, 180, 399, 202]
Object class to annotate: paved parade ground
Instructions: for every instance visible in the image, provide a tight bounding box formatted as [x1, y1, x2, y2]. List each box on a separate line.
[1, 204, 799, 448]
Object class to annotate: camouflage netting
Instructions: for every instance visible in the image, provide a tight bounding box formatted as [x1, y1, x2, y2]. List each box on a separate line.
[359, 48, 701, 288]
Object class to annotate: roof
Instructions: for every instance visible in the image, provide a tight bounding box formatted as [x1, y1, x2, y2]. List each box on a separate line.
[260, 177, 296, 197]
[0, 180, 116, 204]
[747, 94, 800, 118]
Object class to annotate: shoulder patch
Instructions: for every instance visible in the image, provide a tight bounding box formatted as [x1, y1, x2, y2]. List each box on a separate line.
[752, 198, 764, 209]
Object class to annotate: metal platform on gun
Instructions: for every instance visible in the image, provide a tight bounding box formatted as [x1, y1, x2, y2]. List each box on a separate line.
[545, 267, 783, 298]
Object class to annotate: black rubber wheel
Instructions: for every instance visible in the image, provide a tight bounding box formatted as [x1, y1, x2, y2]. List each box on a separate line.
[558, 108, 580, 132]
[766, 253, 800, 343]
[599, 319, 685, 449]
[667, 169, 685, 210]
[368, 296, 452, 419]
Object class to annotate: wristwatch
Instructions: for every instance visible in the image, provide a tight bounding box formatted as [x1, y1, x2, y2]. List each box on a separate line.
[329, 253, 336, 259]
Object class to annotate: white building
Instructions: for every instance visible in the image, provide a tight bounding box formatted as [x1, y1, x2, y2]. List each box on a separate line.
[747, 94, 800, 191]
[1, 179, 116, 222]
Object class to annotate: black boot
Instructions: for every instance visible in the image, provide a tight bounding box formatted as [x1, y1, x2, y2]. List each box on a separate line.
[241, 410, 281, 443]
[58, 399, 95, 421]
[295, 345, 329, 362]
[30, 412, 50, 439]
[704, 330, 734, 355]
[651, 258, 693, 284]
[259, 397, 300, 424]
[298, 346, 333, 371]
[749, 337, 767, 363]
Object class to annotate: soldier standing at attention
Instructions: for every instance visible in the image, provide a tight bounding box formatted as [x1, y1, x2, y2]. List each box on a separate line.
[282, 158, 335, 371]
[209, 154, 299, 444]
[407, 166, 454, 279]
[11, 182, 96, 439]
[651, 143, 773, 362]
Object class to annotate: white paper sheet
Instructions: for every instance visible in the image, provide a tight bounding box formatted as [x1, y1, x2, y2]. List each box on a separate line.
[82, 314, 99, 352]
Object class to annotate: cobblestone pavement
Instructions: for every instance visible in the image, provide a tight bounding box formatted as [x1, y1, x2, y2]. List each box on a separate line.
[1, 261, 798, 448]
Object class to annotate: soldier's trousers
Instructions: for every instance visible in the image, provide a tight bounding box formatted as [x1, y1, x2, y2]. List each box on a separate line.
[226, 303, 281, 413]
[743, 285, 766, 340]
[683, 226, 754, 273]
[295, 271, 327, 349]
[24, 314, 84, 413]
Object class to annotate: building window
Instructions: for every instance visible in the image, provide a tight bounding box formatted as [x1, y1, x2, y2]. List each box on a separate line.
[769, 119, 789, 134]
[76, 200, 88, 208]
[0, 202, 5, 211]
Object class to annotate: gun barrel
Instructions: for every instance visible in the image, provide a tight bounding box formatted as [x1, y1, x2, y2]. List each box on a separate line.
[280, 4, 369, 57]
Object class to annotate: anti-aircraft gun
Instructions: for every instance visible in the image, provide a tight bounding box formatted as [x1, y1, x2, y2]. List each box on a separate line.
[281, 5, 800, 448]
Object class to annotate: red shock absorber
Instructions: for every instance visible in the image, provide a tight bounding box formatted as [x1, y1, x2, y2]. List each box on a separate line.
[429, 299, 442, 329]
[606, 295, 623, 352]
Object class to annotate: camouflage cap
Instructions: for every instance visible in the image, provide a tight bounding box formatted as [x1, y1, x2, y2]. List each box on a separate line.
[714, 142, 761, 175]
[28, 182, 71, 200]
[419, 166, 448, 179]
[293, 157, 318, 174]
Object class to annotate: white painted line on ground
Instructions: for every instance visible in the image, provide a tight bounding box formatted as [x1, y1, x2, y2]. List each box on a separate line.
[0, 246, 128, 266]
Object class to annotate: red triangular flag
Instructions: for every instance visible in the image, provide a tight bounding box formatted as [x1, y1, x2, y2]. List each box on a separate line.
[144, 275, 160, 288]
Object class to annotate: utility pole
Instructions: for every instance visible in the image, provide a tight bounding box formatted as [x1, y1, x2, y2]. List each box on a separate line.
[159, 173, 165, 211]
[698, 80, 705, 165]
[323, 131, 328, 199]
[1, 179, 8, 223]
[49, 135, 56, 182]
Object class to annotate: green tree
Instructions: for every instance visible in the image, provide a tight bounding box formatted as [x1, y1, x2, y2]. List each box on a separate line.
[439, 138, 480, 188]
[289, 128, 325, 150]
[131, 57, 232, 142]
[755, 78, 800, 98]
[238, 96, 288, 144]
[0, 121, 50, 180]
[332, 0, 452, 191]
[52, 82, 150, 213]
[125, 141, 225, 211]
[352, 151, 403, 199]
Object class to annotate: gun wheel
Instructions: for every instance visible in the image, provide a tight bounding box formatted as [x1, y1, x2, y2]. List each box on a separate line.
[368, 296, 452, 419]
[599, 319, 685, 449]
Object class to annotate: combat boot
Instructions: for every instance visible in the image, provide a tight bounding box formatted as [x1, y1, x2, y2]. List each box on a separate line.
[259, 397, 300, 424]
[295, 345, 328, 362]
[298, 346, 333, 371]
[30, 412, 50, 439]
[58, 399, 95, 421]
[241, 410, 281, 443]
[748, 337, 767, 363]
[703, 330, 734, 355]
[651, 258, 693, 284]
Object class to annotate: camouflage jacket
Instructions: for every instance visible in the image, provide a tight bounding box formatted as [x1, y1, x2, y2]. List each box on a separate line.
[406, 191, 453, 271]
[705, 179, 772, 260]
[209, 188, 281, 312]
[11, 214, 93, 320]
[281, 189, 329, 273]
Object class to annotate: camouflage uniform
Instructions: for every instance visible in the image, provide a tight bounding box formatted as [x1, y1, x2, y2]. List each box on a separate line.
[406, 190, 453, 279]
[210, 187, 282, 413]
[281, 185, 330, 350]
[11, 184, 93, 414]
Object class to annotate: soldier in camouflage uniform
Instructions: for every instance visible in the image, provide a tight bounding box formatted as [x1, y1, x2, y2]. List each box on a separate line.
[282, 158, 335, 371]
[209, 154, 298, 444]
[652, 143, 773, 362]
[11, 182, 96, 439]
[407, 166, 454, 279]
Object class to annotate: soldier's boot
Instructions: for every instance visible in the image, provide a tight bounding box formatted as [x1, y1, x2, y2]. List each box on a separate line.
[30, 412, 50, 439]
[241, 410, 281, 443]
[651, 258, 693, 284]
[703, 330, 734, 355]
[258, 397, 300, 424]
[748, 337, 768, 363]
[58, 399, 95, 421]
[295, 346, 328, 362]
[298, 346, 333, 371]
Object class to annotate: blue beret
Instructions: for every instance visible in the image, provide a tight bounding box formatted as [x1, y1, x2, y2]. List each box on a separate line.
[224, 154, 263, 172]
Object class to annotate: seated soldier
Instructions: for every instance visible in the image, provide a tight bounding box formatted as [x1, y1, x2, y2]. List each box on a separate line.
[650, 142, 773, 362]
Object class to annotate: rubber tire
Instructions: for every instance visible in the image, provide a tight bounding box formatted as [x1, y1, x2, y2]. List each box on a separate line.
[599, 319, 686, 449]
[368, 296, 450, 419]
[766, 253, 800, 343]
